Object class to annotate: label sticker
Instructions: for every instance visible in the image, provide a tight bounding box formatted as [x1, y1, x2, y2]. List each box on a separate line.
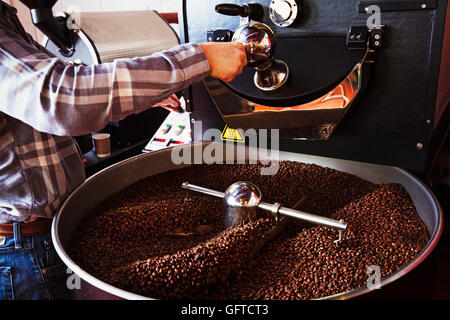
[221, 126, 245, 143]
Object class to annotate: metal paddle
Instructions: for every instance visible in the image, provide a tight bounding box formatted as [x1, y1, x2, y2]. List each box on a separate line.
[182, 181, 347, 243]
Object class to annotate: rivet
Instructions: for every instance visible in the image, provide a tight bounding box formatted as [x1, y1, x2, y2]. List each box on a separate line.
[422, 4, 427, 9]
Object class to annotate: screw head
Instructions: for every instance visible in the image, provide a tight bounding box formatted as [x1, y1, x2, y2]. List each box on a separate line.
[422, 4, 427, 9]
[417, 143, 424, 150]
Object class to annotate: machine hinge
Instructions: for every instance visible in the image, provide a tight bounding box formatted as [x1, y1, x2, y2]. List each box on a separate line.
[207, 29, 234, 42]
[346, 26, 386, 50]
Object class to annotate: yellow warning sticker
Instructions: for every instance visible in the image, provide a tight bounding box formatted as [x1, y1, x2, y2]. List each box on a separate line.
[221, 126, 245, 143]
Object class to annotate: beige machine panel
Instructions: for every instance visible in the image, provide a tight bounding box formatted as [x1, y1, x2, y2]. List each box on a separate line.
[79, 10, 180, 62]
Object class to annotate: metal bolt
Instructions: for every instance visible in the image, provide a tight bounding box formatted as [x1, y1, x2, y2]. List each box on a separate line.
[422, 4, 427, 9]
[191, 118, 196, 124]
[333, 220, 345, 244]
[375, 41, 380, 46]
[356, 34, 361, 40]
[426, 119, 431, 124]
[375, 34, 380, 40]
[350, 35, 355, 40]
[417, 143, 424, 150]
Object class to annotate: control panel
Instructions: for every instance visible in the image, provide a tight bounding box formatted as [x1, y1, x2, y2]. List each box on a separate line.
[143, 98, 192, 152]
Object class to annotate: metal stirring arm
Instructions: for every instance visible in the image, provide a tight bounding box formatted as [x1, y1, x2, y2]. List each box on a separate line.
[258, 202, 347, 231]
[182, 182, 347, 232]
[182, 182, 225, 198]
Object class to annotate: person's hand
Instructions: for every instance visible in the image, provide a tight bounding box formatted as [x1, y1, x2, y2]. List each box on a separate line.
[199, 42, 247, 82]
[153, 94, 181, 112]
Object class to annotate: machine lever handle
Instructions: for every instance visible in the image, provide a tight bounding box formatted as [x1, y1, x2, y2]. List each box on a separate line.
[216, 3, 264, 21]
[215, 3, 248, 17]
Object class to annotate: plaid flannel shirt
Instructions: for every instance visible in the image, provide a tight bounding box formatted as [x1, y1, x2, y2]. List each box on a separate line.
[0, 1, 210, 223]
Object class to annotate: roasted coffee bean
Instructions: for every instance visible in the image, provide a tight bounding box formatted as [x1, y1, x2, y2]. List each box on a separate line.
[68, 162, 429, 299]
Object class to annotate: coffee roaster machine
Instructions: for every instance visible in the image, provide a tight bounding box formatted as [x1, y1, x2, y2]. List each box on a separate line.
[173, 1, 449, 299]
[18, 0, 450, 299]
[182, 0, 450, 178]
[19, 0, 449, 177]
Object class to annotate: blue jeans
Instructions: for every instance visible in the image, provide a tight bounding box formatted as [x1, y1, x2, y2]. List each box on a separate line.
[0, 229, 71, 300]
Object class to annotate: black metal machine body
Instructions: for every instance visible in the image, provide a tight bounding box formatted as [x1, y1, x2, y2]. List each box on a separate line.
[19, 0, 74, 54]
[180, 0, 450, 175]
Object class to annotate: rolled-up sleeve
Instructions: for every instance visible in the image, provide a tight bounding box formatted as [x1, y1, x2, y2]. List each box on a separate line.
[0, 28, 210, 137]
